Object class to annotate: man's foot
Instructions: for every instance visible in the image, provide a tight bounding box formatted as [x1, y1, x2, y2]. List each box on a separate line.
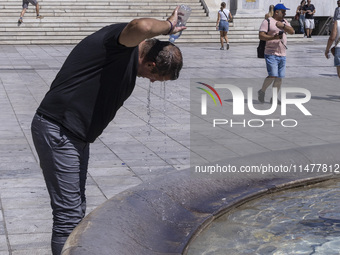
[270, 97, 281, 105]
[258, 89, 265, 103]
[17, 18, 23, 26]
[226, 43, 230, 50]
[220, 47, 224, 50]
[36, 15, 43, 19]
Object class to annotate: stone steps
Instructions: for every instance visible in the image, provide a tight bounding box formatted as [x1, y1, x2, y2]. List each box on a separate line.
[1, 3, 205, 7]
[0, 0, 309, 44]
[0, 33, 306, 45]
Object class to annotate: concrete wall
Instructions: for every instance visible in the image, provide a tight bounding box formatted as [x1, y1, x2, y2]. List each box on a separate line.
[203, 0, 338, 19]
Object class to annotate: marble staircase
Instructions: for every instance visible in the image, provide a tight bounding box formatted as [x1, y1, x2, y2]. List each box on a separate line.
[0, 0, 306, 44]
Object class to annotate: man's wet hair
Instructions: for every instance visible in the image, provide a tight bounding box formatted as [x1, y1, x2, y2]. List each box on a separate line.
[141, 38, 183, 80]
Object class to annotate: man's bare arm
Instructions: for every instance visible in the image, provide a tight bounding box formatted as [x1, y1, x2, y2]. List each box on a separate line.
[119, 6, 186, 47]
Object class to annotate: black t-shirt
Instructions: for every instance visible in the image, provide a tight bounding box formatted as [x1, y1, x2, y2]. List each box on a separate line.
[303, 4, 315, 19]
[37, 23, 138, 143]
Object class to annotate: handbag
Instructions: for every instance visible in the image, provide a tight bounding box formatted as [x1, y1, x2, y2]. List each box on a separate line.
[294, 13, 300, 20]
[257, 40, 266, 58]
[331, 46, 336, 56]
[257, 18, 270, 58]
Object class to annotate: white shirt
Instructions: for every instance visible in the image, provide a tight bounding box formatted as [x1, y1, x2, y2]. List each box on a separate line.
[336, 20, 340, 48]
[219, 9, 230, 21]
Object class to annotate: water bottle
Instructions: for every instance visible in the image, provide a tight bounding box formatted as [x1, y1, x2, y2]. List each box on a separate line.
[169, 5, 192, 43]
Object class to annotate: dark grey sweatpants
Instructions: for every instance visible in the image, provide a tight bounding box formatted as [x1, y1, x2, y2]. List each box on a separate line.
[31, 113, 89, 255]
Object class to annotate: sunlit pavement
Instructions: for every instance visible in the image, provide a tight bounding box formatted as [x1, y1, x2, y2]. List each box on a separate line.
[0, 36, 338, 254]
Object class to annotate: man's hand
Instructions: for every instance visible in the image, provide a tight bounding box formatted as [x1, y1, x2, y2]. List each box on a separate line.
[273, 33, 283, 40]
[167, 6, 187, 35]
[276, 21, 295, 35]
[276, 21, 285, 29]
[325, 50, 331, 59]
[119, 6, 187, 47]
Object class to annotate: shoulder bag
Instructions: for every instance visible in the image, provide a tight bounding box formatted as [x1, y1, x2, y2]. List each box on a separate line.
[257, 18, 270, 58]
[295, 6, 301, 20]
[222, 10, 230, 22]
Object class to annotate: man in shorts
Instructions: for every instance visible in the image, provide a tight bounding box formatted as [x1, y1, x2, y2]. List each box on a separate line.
[303, 0, 316, 38]
[257, 3, 295, 104]
[18, 0, 43, 26]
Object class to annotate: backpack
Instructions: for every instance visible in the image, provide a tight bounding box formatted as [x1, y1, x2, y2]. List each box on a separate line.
[257, 18, 270, 58]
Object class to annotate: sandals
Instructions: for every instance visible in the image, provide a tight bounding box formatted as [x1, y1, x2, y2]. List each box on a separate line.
[18, 15, 43, 27]
[17, 17, 23, 26]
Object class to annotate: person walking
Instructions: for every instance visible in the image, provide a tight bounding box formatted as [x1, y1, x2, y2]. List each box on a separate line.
[216, 1, 233, 50]
[18, 0, 43, 26]
[296, 0, 306, 35]
[30, 6, 185, 255]
[334, 0, 340, 21]
[303, 0, 315, 38]
[257, 3, 295, 104]
[325, 17, 340, 78]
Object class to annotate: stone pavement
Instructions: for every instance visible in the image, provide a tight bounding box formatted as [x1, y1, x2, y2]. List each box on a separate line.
[0, 36, 339, 255]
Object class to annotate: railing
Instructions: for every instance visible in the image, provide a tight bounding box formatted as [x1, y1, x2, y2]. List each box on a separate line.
[318, 16, 333, 36]
[199, 0, 209, 16]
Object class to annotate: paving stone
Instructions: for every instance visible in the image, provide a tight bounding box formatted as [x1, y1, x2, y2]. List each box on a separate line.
[0, 37, 338, 254]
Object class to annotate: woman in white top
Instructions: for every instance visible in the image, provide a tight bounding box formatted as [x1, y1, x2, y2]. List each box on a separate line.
[325, 20, 340, 78]
[216, 2, 233, 50]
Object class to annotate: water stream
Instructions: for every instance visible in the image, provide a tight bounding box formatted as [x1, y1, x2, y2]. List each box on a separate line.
[146, 81, 152, 136]
[145, 81, 169, 173]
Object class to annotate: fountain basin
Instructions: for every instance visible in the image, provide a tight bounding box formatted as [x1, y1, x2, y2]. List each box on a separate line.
[61, 143, 340, 255]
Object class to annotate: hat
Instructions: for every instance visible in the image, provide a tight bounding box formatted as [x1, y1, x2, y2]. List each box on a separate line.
[274, 3, 290, 11]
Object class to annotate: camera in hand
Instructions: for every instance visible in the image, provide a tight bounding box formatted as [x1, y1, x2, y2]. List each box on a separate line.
[279, 31, 284, 35]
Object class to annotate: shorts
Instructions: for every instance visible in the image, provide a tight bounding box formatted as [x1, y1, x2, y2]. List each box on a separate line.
[264, 54, 286, 78]
[304, 19, 315, 29]
[22, 0, 38, 9]
[219, 20, 229, 32]
[335, 47, 340, 67]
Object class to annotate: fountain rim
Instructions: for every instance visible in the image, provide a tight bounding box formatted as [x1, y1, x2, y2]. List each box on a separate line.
[61, 143, 340, 255]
